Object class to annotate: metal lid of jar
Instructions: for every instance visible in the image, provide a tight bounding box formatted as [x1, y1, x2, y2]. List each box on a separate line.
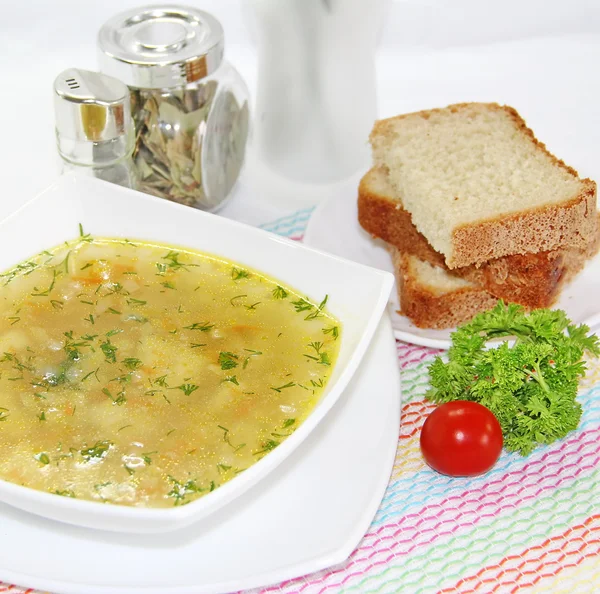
[97, 5, 225, 89]
[53, 68, 132, 143]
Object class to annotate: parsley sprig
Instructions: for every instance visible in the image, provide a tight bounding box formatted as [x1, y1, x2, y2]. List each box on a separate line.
[426, 302, 600, 455]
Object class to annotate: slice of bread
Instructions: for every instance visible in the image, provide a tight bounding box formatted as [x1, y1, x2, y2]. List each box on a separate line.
[359, 166, 598, 309]
[370, 103, 597, 269]
[392, 249, 498, 329]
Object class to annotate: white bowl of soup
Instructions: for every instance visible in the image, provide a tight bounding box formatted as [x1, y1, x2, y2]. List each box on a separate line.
[0, 175, 393, 533]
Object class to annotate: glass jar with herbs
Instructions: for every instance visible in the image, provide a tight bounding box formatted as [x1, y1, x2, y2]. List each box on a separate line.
[98, 6, 250, 211]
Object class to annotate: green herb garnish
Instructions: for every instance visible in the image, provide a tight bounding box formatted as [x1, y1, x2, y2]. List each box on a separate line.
[305, 295, 328, 320]
[272, 286, 288, 299]
[176, 383, 199, 396]
[218, 351, 239, 370]
[232, 267, 250, 281]
[323, 325, 339, 340]
[127, 298, 147, 306]
[34, 452, 50, 465]
[102, 387, 126, 405]
[271, 381, 295, 393]
[291, 297, 313, 313]
[303, 341, 331, 366]
[81, 440, 112, 461]
[78, 223, 93, 242]
[426, 302, 600, 455]
[154, 374, 169, 387]
[162, 251, 194, 272]
[254, 439, 279, 456]
[217, 425, 245, 451]
[242, 349, 262, 369]
[100, 339, 117, 363]
[184, 322, 214, 332]
[110, 374, 131, 384]
[142, 451, 157, 465]
[1, 261, 38, 286]
[230, 294, 247, 306]
[166, 476, 204, 506]
[31, 269, 58, 297]
[122, 357, 142, 370]
[81, 367, 100, 382]
[63, 330, 92, 361]
[53, 489, 76, 498]
[106, 282, 125, 296]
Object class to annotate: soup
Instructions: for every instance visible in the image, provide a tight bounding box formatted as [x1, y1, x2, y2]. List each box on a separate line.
[0, 231, 340, 507]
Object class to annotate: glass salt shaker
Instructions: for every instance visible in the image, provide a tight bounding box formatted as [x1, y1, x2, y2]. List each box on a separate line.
[53, 68, 138, 189]
[97, 6, 250, 212]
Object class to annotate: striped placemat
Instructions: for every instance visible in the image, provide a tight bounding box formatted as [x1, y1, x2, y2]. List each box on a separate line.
[259, 208, 316, 241]
[247, 342, 600, 593]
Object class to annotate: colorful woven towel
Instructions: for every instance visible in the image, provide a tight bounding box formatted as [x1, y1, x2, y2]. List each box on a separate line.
[2, 208, 599, 594]
[247, 342, 600, 593]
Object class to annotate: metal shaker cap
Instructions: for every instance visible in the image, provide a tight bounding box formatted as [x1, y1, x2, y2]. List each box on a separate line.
[97, 5, 225, 89]
[54, 68, 131, 144]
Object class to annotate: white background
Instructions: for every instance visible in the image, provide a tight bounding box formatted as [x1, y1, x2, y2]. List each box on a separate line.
[1, 0, 600, 223]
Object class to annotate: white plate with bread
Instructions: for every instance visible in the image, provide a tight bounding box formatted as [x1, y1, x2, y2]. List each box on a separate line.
[304, 102, 600, 350]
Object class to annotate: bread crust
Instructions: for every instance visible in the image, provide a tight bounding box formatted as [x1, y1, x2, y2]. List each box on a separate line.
[358, 167, 597, 308]
[392, 249, 497, 329]
[369, 102, 598, 268]
[451, 180, 596, 268]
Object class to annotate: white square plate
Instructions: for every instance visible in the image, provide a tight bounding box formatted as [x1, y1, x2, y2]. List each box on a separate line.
[0, 174, 394, 533]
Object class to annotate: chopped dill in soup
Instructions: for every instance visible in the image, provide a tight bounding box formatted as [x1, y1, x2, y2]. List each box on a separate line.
[0, 230, 340, 507]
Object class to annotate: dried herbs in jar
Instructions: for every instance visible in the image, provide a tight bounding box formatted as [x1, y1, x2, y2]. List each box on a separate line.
[98, 5, 250, 211]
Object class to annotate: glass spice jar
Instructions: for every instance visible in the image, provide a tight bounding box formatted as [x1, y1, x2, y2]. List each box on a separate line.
[97, 6, 250, 212]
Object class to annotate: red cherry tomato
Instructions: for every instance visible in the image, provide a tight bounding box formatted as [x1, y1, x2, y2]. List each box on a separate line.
[420, 401, 503, 477]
